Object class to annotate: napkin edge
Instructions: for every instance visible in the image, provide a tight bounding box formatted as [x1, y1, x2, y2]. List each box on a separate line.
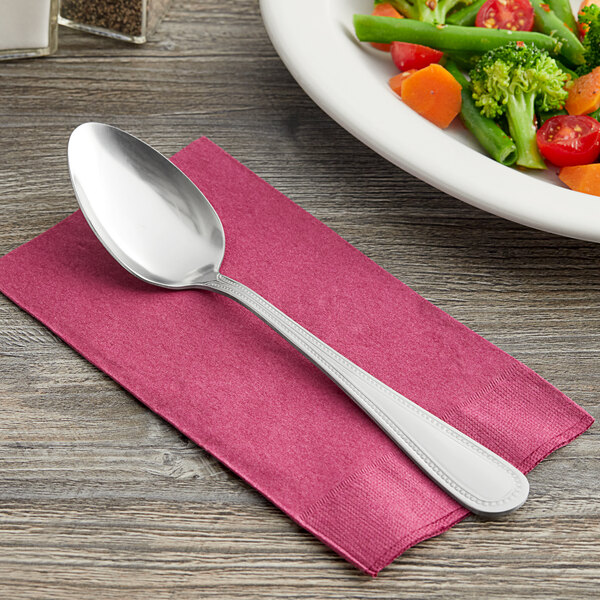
[366, 410, 593, 576]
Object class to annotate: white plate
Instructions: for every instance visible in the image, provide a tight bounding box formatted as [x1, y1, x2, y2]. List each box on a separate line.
[260, 0, 600, 242]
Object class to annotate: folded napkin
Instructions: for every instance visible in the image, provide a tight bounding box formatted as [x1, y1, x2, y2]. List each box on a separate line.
[0, 138, 593, 575]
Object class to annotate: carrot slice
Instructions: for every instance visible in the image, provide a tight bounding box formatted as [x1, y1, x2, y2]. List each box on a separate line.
[371, 3, 403, 52]
[565, 67, 600, 115]
[559, 164, 600, 195]
[389, 70, 418, 95]
[400, 64, 462, 129]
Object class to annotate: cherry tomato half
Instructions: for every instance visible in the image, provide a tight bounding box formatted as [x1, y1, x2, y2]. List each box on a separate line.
[390, 42, 443, 72]
[475, 0, 534, 31]
[536, 115, 600, 166]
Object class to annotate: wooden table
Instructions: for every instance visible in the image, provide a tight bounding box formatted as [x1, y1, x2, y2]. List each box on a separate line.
[0, 1, 598, 598]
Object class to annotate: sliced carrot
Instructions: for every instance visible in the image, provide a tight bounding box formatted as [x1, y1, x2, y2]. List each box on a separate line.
[559, 164, 600, 195]
[389, 70, 418, 95]
[371, 3, 403, 52]
[372, 3, 404, 18]
[400, 64, 462, 129]
[565, 67, 600, 115]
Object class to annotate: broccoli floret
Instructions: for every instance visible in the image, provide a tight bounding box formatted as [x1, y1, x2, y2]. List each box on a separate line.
[375, 0, 474, 25]
[577, 4, 600, 76]
[470, 42, 569, 169]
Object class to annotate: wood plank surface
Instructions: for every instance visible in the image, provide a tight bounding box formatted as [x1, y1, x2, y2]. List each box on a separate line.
[0, 1, 598, 598]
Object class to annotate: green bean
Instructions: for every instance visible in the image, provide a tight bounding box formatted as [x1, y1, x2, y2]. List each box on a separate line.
[546, 0, 578, 34]
[445, 60, 518, 165]
[537, 109, 568, 125]
[529, 0, 585, 66]
[354, 15, 561, 57]
[445, 59, 471, 88]
[444, 51, 481, 71]
[556, 60, 578, 80]
[446, 0, 486, 26]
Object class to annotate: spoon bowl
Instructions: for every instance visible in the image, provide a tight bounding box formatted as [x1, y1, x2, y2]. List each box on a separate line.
[67, 123, 529, 517]
[68, 123, 225, 288]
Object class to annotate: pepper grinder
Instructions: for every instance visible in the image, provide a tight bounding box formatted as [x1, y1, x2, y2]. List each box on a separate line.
[0, 0, 59, 61]
[59, 0, 172, 44]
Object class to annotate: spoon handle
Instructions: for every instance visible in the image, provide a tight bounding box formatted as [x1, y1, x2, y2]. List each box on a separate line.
[204, 274, 529, 517]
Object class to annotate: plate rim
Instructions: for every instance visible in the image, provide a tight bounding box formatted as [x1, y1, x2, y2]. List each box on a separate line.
[260, 0, 600, 243]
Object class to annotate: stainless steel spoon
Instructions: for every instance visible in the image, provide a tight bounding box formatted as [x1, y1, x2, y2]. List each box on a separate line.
[68, 122, 529, 517]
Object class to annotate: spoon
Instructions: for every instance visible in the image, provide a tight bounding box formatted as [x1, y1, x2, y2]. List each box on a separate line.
[68, 123, 529, 517]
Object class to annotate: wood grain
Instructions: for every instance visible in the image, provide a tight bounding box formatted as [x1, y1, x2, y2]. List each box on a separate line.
[0, 1, 598, 597]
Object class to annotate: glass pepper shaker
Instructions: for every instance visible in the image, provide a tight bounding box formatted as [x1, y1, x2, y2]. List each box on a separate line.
[59, 0, 172, 44]
[0, 0, 59, 61]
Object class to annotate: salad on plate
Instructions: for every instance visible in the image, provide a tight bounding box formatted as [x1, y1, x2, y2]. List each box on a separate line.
[354, 0, 600, 195]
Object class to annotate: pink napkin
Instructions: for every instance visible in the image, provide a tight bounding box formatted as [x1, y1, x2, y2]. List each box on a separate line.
[0, 138, 593, 575]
